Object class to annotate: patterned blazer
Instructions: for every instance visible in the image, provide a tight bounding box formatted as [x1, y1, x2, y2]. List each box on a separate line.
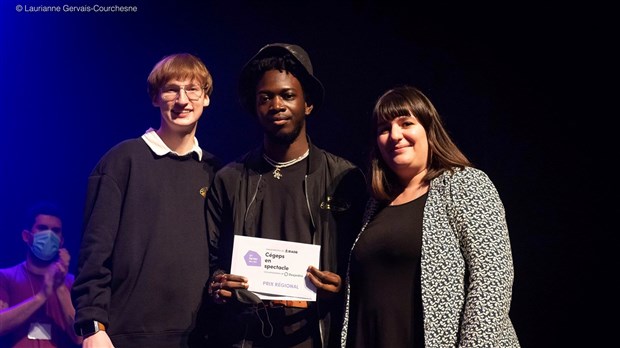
[341, 167, 520, 347]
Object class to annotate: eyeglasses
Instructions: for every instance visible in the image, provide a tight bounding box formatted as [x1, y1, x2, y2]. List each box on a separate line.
[160, 84, 205, 101]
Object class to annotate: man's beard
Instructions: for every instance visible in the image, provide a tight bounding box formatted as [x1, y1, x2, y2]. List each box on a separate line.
[266, 122, 304, 145]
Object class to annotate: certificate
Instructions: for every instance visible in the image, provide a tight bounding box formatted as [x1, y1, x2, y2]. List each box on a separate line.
[230, 235, 321, 301]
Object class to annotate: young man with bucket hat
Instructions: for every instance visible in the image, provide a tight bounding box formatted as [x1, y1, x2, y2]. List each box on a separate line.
[205, 43, 367, 347]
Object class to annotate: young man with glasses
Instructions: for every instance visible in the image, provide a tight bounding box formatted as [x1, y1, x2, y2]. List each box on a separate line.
[70, 53, 220, 348]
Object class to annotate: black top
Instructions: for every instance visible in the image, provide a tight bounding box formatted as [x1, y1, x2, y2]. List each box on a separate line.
[259, 157, 312, 243]
[253, 157, 319, 347]
[71, 138, 220, 347]
[348, 192, 427, 347]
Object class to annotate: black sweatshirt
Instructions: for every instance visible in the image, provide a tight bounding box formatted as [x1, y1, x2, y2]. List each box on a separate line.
[71, 137, 219, 347]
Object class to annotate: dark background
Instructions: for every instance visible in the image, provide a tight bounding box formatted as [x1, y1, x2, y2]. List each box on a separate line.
[1, 1, 613, 346]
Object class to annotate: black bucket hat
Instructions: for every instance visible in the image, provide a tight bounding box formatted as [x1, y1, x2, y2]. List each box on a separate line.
[238, 43, 325, 114]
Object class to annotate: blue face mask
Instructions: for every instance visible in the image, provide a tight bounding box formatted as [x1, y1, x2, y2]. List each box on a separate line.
[30, 230, 60, 261]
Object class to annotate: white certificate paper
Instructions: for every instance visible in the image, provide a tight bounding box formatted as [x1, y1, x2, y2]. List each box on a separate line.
[230, 235, 321, 301]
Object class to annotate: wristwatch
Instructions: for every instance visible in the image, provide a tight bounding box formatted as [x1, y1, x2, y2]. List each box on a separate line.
[74, 320, 106, 337]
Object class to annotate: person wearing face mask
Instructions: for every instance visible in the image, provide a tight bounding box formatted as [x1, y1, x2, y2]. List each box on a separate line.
[0, 201, 82, 347]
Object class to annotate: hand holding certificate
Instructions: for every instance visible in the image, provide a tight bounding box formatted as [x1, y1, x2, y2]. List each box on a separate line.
[230, 235, 321, 301]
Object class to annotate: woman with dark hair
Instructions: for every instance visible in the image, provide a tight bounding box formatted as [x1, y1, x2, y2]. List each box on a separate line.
[341, 85, 520, 347]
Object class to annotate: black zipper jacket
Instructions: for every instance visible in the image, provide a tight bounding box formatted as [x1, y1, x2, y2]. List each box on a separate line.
[206, 139, 367, 347]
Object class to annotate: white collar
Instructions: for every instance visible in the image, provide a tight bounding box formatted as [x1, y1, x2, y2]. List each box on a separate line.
[141, 128, 202, 161]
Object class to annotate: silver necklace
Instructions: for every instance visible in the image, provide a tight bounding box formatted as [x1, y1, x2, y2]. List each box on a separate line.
[263, 149, 309, 179]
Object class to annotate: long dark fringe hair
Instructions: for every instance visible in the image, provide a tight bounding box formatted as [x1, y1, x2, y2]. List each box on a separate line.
[369, 85, 472, 201]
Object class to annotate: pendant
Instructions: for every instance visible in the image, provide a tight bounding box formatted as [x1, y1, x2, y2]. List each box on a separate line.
[273, 168, 282, 179]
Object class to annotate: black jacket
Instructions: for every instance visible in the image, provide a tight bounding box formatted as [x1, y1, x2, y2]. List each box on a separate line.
[206, 140, 366, 347]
